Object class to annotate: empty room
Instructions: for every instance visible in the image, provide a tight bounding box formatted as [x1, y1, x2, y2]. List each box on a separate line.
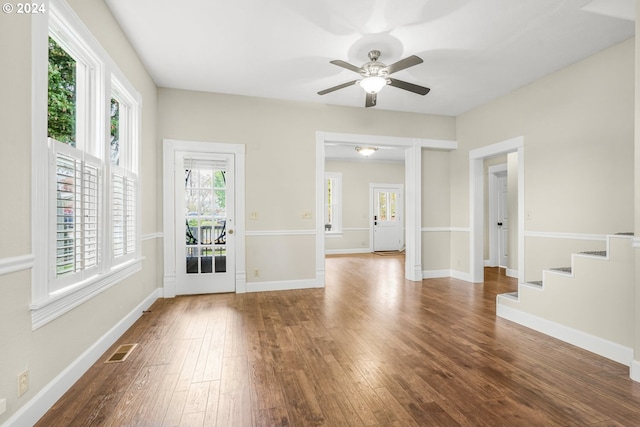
[2, 0, 640, 425]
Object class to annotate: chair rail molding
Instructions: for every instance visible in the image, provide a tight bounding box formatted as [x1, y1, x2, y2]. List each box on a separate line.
[0, 254, 35, 277]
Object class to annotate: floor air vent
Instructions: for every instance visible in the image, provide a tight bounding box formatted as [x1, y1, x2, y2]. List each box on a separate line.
[104, 343, 138, 363]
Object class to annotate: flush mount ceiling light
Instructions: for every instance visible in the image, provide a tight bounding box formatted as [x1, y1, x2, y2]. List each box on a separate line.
[355, 146, 378, 156]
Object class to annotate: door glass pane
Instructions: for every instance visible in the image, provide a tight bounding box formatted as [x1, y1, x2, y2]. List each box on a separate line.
[186, 246, 198, 274]
[390, 192, 397, 221]
[215, 245, 226, 273]
[378, 192, 388, 221]
[184, 165, 227, 275]
[201, 246, 213, 273]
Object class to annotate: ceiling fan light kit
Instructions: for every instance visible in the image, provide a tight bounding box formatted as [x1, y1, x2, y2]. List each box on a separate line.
[359, 76, 387, 94]
[318, 50, 430, 108]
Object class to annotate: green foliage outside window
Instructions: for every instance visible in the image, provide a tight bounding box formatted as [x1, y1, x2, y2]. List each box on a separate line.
[48, 37, 76, 145]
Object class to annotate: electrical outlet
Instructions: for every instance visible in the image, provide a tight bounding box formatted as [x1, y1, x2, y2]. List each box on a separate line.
[302, 211, 312, 219]
[249, 211, 259, 220]
[18, 370, 29, 396]
[254, 269, 260, 277]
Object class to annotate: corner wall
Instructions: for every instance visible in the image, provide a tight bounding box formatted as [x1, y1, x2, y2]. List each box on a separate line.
[454, 38, 634, 281]
[0, 1, 160, 424]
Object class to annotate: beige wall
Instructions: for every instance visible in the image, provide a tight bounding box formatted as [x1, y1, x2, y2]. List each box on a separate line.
[0, 1, 159, 423]
[325, 159, 405, 252]
[422, 149, 452, 272]
[157, 89, 456, 284]
[455, 38, 634, 281]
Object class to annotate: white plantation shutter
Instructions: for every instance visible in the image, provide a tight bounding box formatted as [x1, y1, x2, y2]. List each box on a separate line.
[112, 167, 137, 261]
[52, 139, 101, 288]
[125, 177, 136, 254]
[112, 173, 124, 257]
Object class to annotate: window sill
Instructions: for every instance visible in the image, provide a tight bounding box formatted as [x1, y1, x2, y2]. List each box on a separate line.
[30, 257, 144, 330]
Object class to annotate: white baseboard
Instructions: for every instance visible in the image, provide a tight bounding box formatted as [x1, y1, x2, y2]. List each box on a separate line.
[246, 278, 323, 293]
[451, 269, 472, 282]
[1, 288, 162, 427]
[497, 302, 633, 368]
[630, 360, 640, 383]
[506, 268, 518, 278]
[422, 269, 472, 282]
[422, 269, 450, 279]
[325, 248, 371, 255]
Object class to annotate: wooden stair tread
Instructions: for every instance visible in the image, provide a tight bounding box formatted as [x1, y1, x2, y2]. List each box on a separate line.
[501, 291, 519, 300]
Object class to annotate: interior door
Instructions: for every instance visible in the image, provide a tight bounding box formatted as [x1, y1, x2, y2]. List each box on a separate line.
[175, 152, 235, 294]
[497, 174, 509, 267]
[372, 185, 403, 252]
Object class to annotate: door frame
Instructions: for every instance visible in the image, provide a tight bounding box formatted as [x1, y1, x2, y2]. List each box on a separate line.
[488, 163, 507, 267]
[316, 131, 457, 283]
[370, 183, 404, 252]
[163, 139, 246, 297]
[469, 136, 524, 284]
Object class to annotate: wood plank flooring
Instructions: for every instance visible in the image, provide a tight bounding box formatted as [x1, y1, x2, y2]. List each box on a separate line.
[37, 254, 640, 426]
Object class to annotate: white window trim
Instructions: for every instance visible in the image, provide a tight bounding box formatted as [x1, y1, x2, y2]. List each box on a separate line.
[325, 172, 342, 235]
[31, 0, 142, 329]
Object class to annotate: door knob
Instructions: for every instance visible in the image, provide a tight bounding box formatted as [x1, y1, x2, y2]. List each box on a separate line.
[497, 222, 503, 226]
[228, 229, 234, 234]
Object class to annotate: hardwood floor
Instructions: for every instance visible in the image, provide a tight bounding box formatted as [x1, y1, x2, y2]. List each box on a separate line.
[37, 254, 640, 426]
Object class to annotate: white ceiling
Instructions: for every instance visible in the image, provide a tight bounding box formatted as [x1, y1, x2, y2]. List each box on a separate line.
[105, 0, 634, 162]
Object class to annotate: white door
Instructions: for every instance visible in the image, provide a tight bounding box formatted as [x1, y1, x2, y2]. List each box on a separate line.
[175, 152, 235, 294]
[497, 174, 508, 267]
[372, 185, 403, 252]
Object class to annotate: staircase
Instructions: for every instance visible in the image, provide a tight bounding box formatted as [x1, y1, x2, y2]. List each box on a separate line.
[497, 234, 635, 365]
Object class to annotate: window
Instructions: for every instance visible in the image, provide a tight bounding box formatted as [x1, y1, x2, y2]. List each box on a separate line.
[324, 173, 342, 234]
[47, 36, 76, 145]
[110, 80, 138, 262]
[31, 0, 142, 329]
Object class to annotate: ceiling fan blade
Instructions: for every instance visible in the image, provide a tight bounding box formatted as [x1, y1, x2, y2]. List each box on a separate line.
[383, 55, 423, 75]
[317, 80, 359, 95]
[365, 92, 377, 108]
[330, 60, 364, 74]
[387, 78, 430, 95]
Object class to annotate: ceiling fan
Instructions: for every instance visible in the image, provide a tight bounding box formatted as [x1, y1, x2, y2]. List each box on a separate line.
[317, 50, 430, 108]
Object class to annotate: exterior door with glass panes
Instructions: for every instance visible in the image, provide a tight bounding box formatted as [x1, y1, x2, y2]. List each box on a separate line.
[372, 185, 404, 252]
[175, 152, 235, 294]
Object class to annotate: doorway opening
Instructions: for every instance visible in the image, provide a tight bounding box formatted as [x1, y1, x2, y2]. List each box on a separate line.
[316, 131, 457, 284]
[469, 136, 524, 284]
[488, 163, 508, 269]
